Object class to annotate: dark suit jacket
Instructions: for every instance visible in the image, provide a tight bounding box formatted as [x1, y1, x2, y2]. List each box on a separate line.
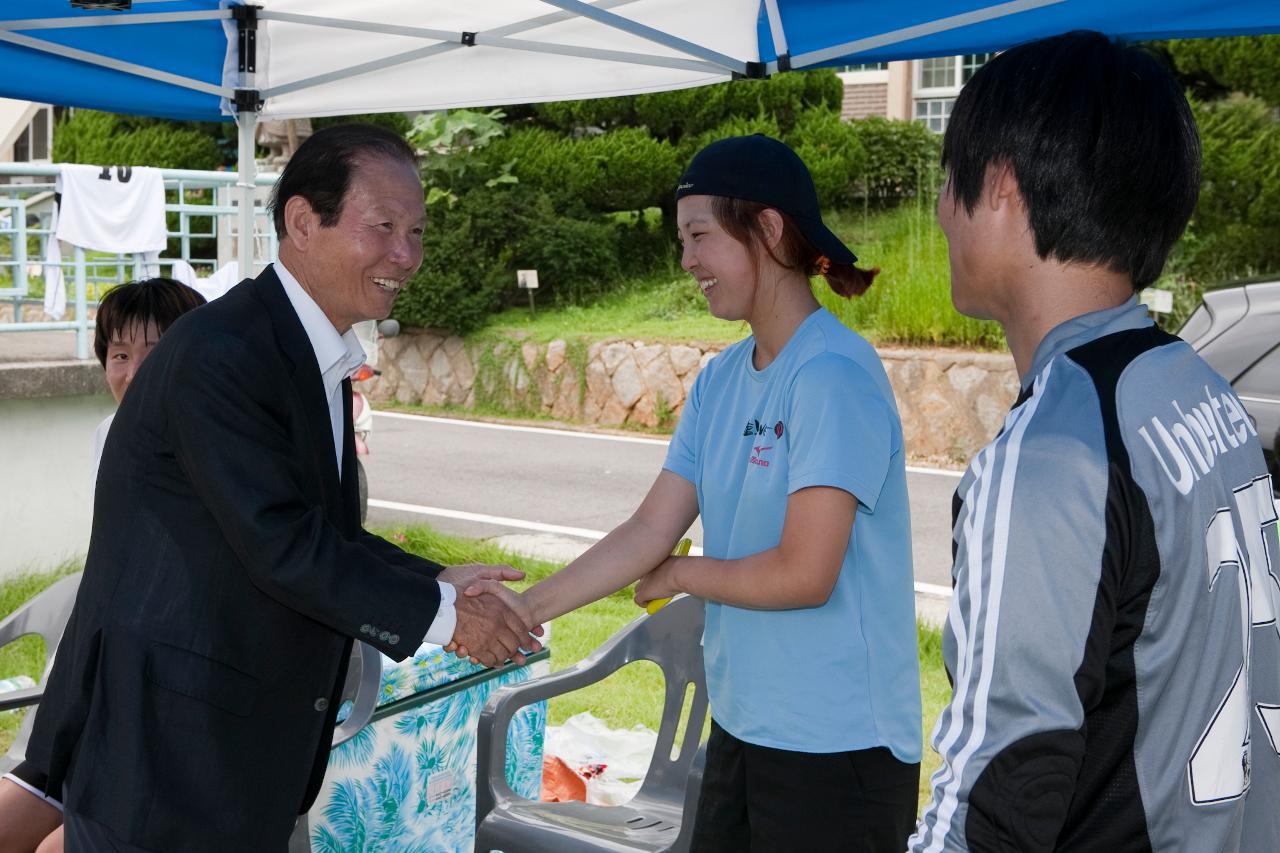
[27, 266, 444, 852]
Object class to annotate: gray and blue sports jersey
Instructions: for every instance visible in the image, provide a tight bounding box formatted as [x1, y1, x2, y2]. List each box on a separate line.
[910, 298, 1280, 853]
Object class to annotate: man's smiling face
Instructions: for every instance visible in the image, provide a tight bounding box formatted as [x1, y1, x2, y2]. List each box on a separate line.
[304, 154, 425, 333]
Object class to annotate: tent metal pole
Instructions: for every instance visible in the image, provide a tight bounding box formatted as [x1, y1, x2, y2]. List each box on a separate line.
[762, 0, 789, 61]
[0, 30, 232, 97]
[536, 0, 746, 72]
[261, 35, 725, 101]
[0, 10, 230, 31]
[237, 111, 256, 280]
[783, 0, 1067, 70]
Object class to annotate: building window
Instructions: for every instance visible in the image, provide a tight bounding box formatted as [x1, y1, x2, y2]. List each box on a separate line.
[913, 54, 993, 133]
[914, 98, 954, 133]
[832, 62, 888, 73]
[13, 106, 54, 163]
[962, 52, 995, 83]
[919, 57, 956, 90]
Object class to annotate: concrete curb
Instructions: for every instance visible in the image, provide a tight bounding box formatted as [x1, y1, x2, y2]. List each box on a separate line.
[0, 360, 102, 399]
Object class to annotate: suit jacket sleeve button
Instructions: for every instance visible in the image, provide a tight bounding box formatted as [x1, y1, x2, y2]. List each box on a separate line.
[388, 634, 399, 645]
[314, 698, 329, 712]
[359, 624, 372, 635]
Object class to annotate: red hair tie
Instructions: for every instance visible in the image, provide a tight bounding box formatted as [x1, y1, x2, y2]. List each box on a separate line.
[815, 255, 831, 275]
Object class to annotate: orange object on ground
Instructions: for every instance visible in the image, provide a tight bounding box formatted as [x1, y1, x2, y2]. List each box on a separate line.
[540, 755, 587, 802]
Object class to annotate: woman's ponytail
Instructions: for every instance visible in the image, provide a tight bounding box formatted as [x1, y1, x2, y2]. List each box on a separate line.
[821, 262, 879, 298]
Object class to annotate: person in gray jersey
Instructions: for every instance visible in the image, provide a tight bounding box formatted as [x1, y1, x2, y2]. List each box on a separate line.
[910, 31, 1280, 853]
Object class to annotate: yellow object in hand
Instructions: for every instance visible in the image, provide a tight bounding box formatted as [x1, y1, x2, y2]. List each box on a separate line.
[645, 537, 692, 614]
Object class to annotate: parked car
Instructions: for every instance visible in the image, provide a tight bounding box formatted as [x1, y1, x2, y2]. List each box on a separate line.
[1178, 276, 1280, 495]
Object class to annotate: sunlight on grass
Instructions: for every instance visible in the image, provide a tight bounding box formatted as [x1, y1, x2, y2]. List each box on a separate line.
[475, 202, 1005, 352]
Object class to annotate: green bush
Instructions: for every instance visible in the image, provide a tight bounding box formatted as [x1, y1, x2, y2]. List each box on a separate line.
[532, 70, 843, 143]
[395, 191, 512, 334]
[784, 108, 869, 208]
[395, 184, 644, 332]
[847, 116, 943, 201]
[677, 114, 784, 163]
[53, 110, 225, 170]
[1180, 95, 1280, 282]
[312, 112, 412, 137]
[1166, 35, 1280, 107]
[520, 213, 621, 304]
[491, 127, 680, 213]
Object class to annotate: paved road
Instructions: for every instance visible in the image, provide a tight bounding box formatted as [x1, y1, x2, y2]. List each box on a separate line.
[364, 411, 961, 591]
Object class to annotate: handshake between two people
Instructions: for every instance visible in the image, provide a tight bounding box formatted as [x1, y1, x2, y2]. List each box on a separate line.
[436, 563, 544, 668]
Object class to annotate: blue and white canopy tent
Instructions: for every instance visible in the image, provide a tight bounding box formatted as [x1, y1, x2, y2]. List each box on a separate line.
[3, 0, 1280, 276]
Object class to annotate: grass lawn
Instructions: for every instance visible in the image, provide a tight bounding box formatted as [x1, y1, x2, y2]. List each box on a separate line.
[474, 202, 1005, 353]
[0, 525, 950, 810]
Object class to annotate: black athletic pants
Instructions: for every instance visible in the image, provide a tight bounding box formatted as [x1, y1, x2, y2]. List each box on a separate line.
[690, 720, 920, 853]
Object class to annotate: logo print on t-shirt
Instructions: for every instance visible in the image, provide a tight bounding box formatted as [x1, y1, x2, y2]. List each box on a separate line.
[744, 419, 783, 467]
[750, 444, 772, 467]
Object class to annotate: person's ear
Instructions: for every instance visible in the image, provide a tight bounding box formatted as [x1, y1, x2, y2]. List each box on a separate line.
[757, 208, 785, 253]
[283, 195, 318, 252]
[986, 161, 1024, 214]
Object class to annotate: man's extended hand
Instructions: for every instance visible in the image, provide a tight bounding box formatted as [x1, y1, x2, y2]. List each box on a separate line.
[449, 580, 543, 668]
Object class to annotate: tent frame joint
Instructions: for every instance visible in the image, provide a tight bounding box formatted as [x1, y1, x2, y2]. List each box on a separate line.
[234, 89, 263, 113]
[461, 31, 477, 47]
[234, 3, 261, 74]
[735, 61, 768, 80]
[775, 53, 791, 72]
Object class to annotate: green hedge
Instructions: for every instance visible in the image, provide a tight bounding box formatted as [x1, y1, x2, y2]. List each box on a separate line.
[488, 127, 681, 213]
[394, 185, 672, 333]
[1178, 95, 1280, 283]
[530, 71, 843, 142]
[53, 110, 225, 170]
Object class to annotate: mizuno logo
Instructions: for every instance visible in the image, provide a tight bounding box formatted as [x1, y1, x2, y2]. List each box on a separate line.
[1136, 385, 1258, 495]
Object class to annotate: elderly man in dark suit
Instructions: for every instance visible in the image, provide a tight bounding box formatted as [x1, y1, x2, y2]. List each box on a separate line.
[25, 124, 539, 852]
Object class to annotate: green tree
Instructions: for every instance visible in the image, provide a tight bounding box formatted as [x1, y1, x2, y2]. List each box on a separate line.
[53, 110, 226, 170]
[1164, 36, 1280, 106]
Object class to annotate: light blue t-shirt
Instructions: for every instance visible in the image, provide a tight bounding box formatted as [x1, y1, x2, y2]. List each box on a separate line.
[664, 308, 921, 762]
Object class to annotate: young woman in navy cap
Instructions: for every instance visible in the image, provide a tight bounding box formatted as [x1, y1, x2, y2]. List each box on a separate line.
[461, 135, 922, 851]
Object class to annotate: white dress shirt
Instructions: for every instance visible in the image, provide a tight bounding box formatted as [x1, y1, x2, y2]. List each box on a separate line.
[275, 262, 456, 645]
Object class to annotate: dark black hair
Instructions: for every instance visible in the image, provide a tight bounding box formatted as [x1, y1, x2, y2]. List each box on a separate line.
[942, 30, 1201, 289]
[268, 122, 418, 239]
[94, 277, 206, 367]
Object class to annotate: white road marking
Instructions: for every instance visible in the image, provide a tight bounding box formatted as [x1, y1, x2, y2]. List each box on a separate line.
[368, 498, 610, 539]
[907, 465, 964, 478]
[374, 410, 968, 479]
[369, 497, 950, 599]
[373, 411, 671, 446]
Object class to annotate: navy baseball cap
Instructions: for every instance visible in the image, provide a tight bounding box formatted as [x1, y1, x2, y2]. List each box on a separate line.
[675, 134, 857, 265]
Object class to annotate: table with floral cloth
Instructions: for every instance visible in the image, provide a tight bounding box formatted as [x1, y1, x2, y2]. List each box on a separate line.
[305, 640, 549, 852]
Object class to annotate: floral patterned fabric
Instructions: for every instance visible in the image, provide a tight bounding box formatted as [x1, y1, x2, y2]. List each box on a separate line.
[308, 642, 548, 852]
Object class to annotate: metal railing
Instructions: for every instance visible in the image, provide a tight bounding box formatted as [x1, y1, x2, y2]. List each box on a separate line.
[0, 163, 280, 360]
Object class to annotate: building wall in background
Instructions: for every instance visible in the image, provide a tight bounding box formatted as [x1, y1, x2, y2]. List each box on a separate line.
[839, 54, 994, 131]
[0, 389, 114, 578]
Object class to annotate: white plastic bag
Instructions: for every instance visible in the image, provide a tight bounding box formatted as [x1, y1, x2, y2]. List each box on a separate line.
[544, 712, 658, 806]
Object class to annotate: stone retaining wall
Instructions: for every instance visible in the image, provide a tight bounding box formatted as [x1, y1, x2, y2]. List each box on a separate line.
[365, 329, 1019, 463]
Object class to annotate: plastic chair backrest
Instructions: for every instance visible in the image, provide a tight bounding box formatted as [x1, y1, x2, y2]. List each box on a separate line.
[476, 594, 708, 840]
[0, 572, 83, 768]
